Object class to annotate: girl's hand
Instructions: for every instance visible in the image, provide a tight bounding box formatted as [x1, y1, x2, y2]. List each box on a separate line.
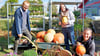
[77, 42, 81, 46]
[59, 21, 61, 25]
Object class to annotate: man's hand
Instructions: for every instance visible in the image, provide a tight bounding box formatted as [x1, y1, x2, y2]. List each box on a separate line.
[18, 34, 22, 38]
[59, 21, 61, 25]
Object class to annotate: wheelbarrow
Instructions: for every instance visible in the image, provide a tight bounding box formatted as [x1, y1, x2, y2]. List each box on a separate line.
[22, 32, 72, 56]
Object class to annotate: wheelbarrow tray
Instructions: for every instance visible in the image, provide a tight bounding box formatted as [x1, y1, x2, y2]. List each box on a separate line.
[34, 42, 65, 49]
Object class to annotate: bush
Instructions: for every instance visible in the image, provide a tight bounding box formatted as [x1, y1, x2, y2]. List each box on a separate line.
[74, 18, 93, 36]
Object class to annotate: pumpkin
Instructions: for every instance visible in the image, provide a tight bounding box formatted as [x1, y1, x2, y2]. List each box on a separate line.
[47, 29, 56, 35]
[35, 38, 44, 42]
[53, 33, 64, 44]
[36, 31, 42, 38]
[44, 33, 54, 43]
[41, 31, 47, 39]
[36, 31, 46, 39]
[76, 44, 86, 55]
[62, 16, 68, 24]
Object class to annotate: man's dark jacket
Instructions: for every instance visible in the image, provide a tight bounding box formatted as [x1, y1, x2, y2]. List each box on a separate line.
[12, 7, 31, 37]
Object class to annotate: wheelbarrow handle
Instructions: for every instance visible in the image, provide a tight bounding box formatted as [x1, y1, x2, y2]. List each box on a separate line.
[22, 36, 38, 54]
[30, 32, 36, 38]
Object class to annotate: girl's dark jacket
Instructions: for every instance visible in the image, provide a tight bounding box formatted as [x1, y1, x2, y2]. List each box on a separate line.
[74, 36, 95, 56]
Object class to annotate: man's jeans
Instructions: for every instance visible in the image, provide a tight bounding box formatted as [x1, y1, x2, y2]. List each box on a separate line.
[62, 26, 75, 51]
[14, 29, 32, 53]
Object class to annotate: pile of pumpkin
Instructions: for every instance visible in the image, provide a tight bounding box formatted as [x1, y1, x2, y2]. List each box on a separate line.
[35, 29, 64, 44]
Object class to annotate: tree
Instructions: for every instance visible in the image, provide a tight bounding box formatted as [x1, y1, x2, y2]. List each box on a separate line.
[0, 0, 18, 17]
[0, 1, 7, 17]
[8, 0, 18, 15]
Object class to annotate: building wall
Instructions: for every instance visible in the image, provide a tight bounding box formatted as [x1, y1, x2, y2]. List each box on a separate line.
[81, 0, 100, 16]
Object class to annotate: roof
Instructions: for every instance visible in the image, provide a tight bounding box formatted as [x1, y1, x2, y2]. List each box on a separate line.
[79, 0, 88, 8]
[52, 2, 81, 5]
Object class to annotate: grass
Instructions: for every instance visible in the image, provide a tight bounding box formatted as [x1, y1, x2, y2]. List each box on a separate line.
[0, 48, 13, 56]
[23, 49, 37, 56]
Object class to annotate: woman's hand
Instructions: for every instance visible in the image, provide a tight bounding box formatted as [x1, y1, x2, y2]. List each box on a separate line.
[62, 22, 69, 25]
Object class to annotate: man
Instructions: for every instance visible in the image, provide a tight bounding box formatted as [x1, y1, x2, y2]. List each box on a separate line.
[12, 1, 32, 53]
[74, 28, 95, 56]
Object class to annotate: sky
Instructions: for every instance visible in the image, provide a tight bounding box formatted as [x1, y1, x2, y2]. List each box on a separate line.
[0, 0, 82, 12]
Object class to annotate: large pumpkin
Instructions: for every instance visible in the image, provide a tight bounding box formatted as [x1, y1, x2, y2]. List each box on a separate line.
[36, 31, 42, 38]
[41, 31, 47, 39]
[47, 29, 56, 35]
[53, 33, 64, 44]
[44, 33, 54, 43]
[62, 16, 68, 24]
[36, 31, 46, 39]
[35, 38, 44, 42]
[76, 45, 86, 55]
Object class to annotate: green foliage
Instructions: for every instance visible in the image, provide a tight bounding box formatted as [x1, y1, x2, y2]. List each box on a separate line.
[8, 0, 18, 3]
[45, 19, 49, 31]
[42, 52, 49, 56]
[47, 5, 58, 17]
[9, 4, 15, 16]
[23, 49, 37, 56]
[52, 5, 58, 16]
[28, 0, 43, 15]
[74, 18, 93, 32]
[0, 37, 8, 49]
[28, 0, 43, 4]
[29, 5, 43, 15]
[0, 19, 12, 31]
[0, 1, 15, 17]
[73, 11, 80, 18]
[30, 18, 43, 28]
[52, 19, 61, 28]
[0, 20, 8, 30]
[0, 1, 7, 17]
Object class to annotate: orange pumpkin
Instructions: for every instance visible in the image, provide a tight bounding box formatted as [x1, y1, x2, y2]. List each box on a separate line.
[53, 33, 64, 44]
[41, 31, 47, 39]
[76, 45, 86, 55]
[36, 31, 47, 39]
[36, 31, 42, 38]
[35, 38, 44, 42]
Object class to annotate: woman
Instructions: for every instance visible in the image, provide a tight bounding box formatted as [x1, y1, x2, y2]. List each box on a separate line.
[59, 3, 75, 51]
